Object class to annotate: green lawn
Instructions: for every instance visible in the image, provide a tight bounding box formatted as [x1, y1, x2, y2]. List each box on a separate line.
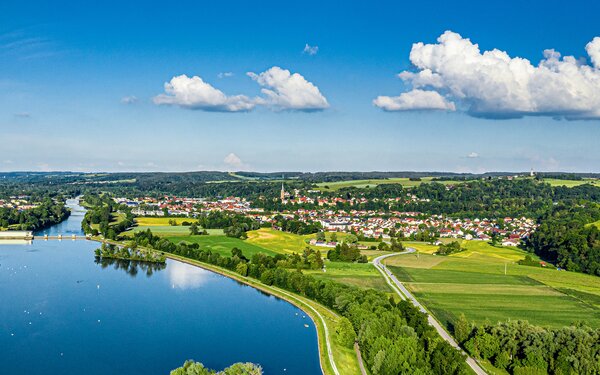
[167, 235, 279, 258]
[384, 244, 600, 329]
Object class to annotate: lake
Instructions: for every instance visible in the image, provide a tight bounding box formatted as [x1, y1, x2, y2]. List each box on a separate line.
[0, 200, 321, 374]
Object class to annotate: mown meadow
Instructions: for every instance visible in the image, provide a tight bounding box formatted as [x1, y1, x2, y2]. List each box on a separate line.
[384, 242, 600, 329]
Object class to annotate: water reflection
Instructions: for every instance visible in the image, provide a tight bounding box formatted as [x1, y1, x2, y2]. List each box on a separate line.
[94, 257, 166, 277]
[167, 261, 210, 290]
[0, 240, 32, 245]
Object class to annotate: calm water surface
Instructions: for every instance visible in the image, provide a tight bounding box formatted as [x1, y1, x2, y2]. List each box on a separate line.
[0, 200, 321, 374]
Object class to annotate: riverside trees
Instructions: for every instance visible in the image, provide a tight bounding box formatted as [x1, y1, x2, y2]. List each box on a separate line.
[170, 361, 262, 375]
[0, 197, 70, 230]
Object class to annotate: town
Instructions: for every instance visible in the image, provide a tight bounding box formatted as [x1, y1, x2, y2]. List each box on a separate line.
[113, 189, 537, 246]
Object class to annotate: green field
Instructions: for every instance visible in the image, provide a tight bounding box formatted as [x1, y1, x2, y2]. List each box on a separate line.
[167, 235, 279, 257]
[385, 242, 600, 329]
[315, 177, 465, 191]
[124, 225, 224, 237]
[305, 261, 391, 292]
[542, 178, 600, 188]
[135, 217, 196, 226]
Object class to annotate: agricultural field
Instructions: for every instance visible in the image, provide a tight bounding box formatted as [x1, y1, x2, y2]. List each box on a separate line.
[134, 217, 196, 226]
[305, 261, 391, 292]
[385, 241, 600, 329]
[542, 178, 600, 188]
[315, 177, 465, 191]
[122, 217, 224, 237]
[166, 235, 279, 258]
[123, 225, 224, 237]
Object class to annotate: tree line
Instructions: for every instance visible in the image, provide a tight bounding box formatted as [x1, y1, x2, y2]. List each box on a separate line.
[453, 316, 600, 374]
[525, 202, 600, 275]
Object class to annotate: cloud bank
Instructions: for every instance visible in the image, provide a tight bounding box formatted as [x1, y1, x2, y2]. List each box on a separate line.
[375, 31, 600, 120]
[155, 67, 328, 112]
[373, 89, 455, 111]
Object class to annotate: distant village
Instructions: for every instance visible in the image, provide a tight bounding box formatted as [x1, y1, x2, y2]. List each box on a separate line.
[0, 196, 39, 211]
[113, 184, 537, 246]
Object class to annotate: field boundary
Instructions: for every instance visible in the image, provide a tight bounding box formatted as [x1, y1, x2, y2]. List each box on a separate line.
[373, 250, 487, 375]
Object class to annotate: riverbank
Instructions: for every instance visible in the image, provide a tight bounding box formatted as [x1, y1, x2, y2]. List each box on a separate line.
[94, 237, 363, 375]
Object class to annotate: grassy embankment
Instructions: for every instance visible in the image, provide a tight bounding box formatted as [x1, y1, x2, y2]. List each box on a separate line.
[96, 237, 361, 375]
[384, 240, 600, 330]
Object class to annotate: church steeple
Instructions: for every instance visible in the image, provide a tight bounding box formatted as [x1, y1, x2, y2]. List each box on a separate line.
[280, 175, 286, 201]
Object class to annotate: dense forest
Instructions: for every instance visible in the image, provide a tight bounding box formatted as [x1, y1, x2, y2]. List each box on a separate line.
[453, 316, 600, 374]
[130, 229, 469, 375]
[525, 203, 600, 275]
[198, 211, 261, 239]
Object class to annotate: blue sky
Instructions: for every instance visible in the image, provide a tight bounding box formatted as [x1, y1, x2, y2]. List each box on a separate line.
[1, 0, 599, 172]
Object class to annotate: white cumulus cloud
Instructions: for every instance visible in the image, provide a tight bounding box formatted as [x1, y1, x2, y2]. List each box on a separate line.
[223, 153, 243, 169]
[376, 31, 600, 120]
[303, 44, 319, 56]
[247, 66, 329, 111]
[373, 89, 455, 111]
[153, 74, 255, 112]
[467, 152, 479, 158]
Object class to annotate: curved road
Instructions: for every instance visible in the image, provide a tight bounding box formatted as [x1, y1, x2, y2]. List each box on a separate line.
[373, 249, 487, 375]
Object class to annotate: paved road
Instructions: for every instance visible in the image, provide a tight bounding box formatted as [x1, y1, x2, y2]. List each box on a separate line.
[373, 249, 487, 375]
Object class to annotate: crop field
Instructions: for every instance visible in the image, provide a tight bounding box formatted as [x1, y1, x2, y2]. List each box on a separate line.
[315, 177, 465, 191]
[385, 242, 600, 329]
[134, 217, 196, 226]
[305, 261, 391, 292]
[246, 228, 333, 255]
[124, 225, 224, 237]
[542, 178, 600, 187]
[166, 235, 278, 258]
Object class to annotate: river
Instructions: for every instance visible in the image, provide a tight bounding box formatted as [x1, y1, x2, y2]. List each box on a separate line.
[0, 199, 321, 374]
